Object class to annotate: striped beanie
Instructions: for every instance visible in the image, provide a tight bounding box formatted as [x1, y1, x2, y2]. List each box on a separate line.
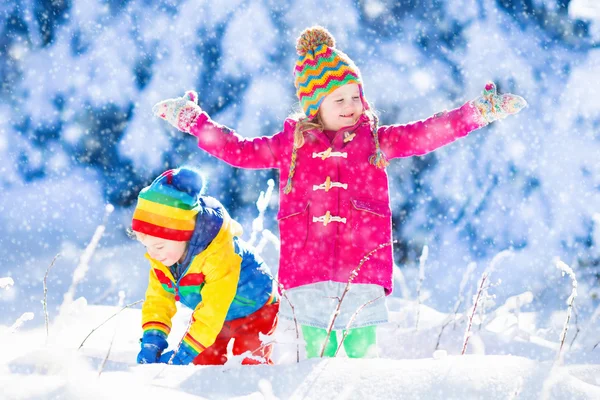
[294, 26, 366, 119]
[131, 167, 205, 241]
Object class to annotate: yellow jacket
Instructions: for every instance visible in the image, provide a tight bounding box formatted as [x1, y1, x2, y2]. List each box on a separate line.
[140, 203, 272, 355]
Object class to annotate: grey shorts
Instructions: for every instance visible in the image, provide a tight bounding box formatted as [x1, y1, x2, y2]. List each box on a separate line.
[278, 281, 388, 330]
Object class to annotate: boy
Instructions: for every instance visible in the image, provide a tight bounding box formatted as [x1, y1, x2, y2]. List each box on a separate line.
[132, 166, 278, 365]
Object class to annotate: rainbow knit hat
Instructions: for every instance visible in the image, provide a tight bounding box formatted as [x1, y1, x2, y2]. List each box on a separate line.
[131, 167, 205, 241]
[294, 26, 366, 119]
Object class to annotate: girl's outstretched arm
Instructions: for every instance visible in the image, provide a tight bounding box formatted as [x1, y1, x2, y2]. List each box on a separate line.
[153, 91, 288, 170]
[378, 82, 527, 159]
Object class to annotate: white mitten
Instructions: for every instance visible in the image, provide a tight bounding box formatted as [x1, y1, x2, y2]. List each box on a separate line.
[471, 82, 527, 125]
[152, 90, 201, 133]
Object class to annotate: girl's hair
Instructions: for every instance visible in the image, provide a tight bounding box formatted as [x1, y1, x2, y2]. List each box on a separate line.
[283, 102, 389, 194]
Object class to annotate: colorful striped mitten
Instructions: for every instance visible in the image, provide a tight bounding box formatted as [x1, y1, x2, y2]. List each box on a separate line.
[471, 82, 527, 125]
[152, 90, 201, 133]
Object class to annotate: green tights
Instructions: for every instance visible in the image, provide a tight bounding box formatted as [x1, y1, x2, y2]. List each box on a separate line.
[301, 325, 377, 358]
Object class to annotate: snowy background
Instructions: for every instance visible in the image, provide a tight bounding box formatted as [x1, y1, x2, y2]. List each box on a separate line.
[1, 0, 600, 398]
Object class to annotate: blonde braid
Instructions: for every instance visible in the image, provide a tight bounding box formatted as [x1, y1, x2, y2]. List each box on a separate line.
[283, 145, 299, 194]
[283, 114, 323, 195]
[368, 113, 389, 169]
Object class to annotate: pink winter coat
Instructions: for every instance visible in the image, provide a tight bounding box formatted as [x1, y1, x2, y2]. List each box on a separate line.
[189, 102, 485, 295]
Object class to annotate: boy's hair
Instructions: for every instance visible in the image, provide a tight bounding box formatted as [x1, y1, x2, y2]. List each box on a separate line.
[131, 166, 205, 241]
[126, 228, 145, 241]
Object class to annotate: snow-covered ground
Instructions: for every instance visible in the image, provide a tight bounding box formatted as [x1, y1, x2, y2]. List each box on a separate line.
[2, 291, 599, 399]
[2, 0, 600, 398]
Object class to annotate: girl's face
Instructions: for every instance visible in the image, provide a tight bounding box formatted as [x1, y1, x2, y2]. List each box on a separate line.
[318, 83, 364, 131]
[136, 233, 188, 266]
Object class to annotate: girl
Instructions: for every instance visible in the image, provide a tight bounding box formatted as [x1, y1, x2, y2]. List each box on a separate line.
[152, 26, 526, 358]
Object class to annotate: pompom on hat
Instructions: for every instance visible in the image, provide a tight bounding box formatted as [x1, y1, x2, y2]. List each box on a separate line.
[131, 167, 205, 241]
[294, 26, 367, 119]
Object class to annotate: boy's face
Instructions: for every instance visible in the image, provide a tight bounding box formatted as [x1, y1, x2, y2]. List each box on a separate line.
[136, 233, 187, 266]
[319, 83, 363, 131]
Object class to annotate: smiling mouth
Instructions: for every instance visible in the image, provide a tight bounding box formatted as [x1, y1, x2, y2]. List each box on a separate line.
[340, 113, 354, 118]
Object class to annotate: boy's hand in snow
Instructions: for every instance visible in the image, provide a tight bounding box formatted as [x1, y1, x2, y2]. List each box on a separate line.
[152, 90, 202, 133]
[472, 82, 527, 125]
[136, 334, 168, 364]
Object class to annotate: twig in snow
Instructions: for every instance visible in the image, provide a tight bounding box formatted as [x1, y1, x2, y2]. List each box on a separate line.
[477, 279, 501, 332]
[78, 299, 143, 350]
[474, 250, 513, 332]
[454, 262, 477, 330]
[569, 306, 580, 350]
[436, 262, 478, 350]
[153, 316, 193, 382]
[165, 312, 195, 365]
[61, 205, 114, 312]
[153, 311, 196, 380]
[320, 241, 396, 358]
[276, 280, 300, 363]
[554, 258, 577, 364]
[98, 323, 118, 377]
[43, 253, 61, 340]
[335, 295, 384, 357]
[97, 291, 127, 377]
[462, 271, 487, 355]
[415, 244, 428, 332]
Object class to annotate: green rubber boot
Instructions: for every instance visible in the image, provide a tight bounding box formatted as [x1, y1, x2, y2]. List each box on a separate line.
[342, 325, 377, 358]
[301, 325, 337, 358]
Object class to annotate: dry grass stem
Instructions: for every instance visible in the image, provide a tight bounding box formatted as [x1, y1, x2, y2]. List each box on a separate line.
[98, 324, 118, 377]
[554, 258, 578, 363]
[276, 280, 300, 363]
[43, 253, 61, 340]
[415, 244, 428, 332]
[78, 299, 143, 350]
[62, 205, 113, 312]
[461, 271, 488, 355]
[335, 295, 384, 357]
[320, 241, 395, 358]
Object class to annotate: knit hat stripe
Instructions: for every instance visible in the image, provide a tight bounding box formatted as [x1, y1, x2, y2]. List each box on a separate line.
[294, 46, 335, 73]
[296, 62, 356, 91]
[133, 208, 196, 231]
[131, 219, 194, 241]
[139, 190, 195, 211]
[136, 198, 198, 221]
[150, 181, 198, 204]
[297, 68, 360, 96]
[294, 45, 330, 68]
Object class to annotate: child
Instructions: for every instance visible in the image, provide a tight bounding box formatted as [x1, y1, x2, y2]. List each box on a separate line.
[152, 26, 526, 358]
[132, 166, 279, 365]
